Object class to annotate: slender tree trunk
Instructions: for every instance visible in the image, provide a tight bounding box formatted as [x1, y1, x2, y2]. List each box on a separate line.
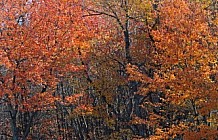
[8, 104, 18, 140]
[124, 30, 132, 63]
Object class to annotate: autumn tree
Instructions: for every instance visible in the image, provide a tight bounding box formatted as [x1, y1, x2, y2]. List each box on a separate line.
[0, 0, 217, 139]
[0, 0, 96, 139]
[128, 0, 218, 139]
[73, 0, 160, 138]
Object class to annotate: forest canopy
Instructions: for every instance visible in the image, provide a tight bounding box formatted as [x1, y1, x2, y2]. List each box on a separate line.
[0, 0, 217, 139]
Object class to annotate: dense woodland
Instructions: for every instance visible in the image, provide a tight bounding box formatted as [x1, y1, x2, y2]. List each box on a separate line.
[0, 0, 217, 139]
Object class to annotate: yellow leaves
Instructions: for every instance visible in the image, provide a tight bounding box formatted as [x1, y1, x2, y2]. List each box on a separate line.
[192, 0, 212, 9]
[129, 0, 153, 14]
[105, 118, 116, 127]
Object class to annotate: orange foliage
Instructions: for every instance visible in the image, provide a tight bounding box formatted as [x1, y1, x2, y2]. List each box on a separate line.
[127, 0, 218, 139]
[0, 0, 97, 111]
